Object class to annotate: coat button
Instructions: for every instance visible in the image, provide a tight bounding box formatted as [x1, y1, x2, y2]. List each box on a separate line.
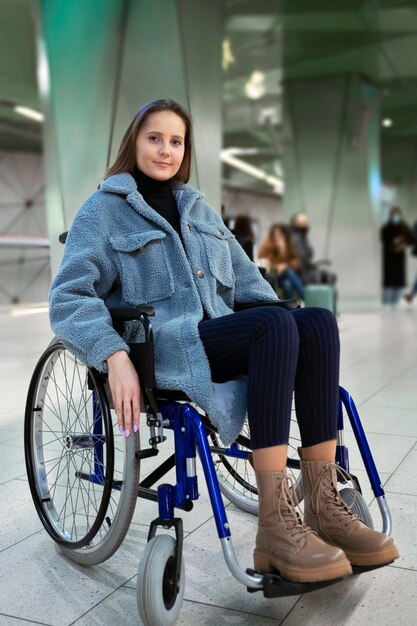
[196, 269, 205, 278]
[186, 224, 192, 232]
[217, 229, 224, 237]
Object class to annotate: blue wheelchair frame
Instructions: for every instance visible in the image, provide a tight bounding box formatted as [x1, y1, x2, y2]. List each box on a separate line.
[89, 305, 393, 597]
[89, 382, 392, 596]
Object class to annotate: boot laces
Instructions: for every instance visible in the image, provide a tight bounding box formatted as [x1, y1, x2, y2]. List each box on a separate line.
[312, 463, 358, 527]
[278, 474, 314, 541]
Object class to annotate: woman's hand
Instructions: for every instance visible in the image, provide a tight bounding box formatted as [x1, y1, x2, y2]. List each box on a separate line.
[276, 262, 288, 275]
[107, 350, 140, 437]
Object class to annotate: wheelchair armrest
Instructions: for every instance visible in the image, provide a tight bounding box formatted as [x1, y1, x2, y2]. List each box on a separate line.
[234, 299, 300, 312]
[108, 306, 156, 389]
[109, 306, 155, 321]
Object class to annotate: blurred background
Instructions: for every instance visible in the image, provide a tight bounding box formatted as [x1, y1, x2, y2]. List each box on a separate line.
[1, 0, 417, 311]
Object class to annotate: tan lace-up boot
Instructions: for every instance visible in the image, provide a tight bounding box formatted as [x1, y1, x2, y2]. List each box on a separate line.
[254, 470, 352, 582]
[300, 456, 400, 567]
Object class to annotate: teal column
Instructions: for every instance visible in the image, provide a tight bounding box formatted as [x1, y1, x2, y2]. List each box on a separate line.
[283, 75, 382, 300]
[38, 0, 125, 272]
[111, 0, 223, 209]
[39, 0, 223, 274]
[381, 138, 417, 223]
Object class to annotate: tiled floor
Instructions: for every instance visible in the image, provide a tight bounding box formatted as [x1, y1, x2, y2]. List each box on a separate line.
[0, 302, 416, 625]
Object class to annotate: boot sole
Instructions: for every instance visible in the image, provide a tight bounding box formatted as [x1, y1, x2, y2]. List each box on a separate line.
[253, 549, 352, 583]
[344, 543, 400, 567]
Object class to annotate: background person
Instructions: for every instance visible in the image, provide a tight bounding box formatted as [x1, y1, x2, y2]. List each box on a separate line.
[289, 213, 336, 286]
[49, 98, 398, 584]
[380, 207, 415, 306]
[258, 223, 305, 299]
[231, 214, 255, 261]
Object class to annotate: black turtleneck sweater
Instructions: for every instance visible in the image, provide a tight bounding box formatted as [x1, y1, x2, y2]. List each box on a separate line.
[133, 168, 182, 240]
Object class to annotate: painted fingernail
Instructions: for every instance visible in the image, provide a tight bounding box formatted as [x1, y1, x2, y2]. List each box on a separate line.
[134, 424, 139, 433]
[119, 425, 124, 433]
[125, 429, 130, 438]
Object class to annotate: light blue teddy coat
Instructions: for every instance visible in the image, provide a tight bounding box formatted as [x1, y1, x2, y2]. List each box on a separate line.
[49, 173, 278, 444]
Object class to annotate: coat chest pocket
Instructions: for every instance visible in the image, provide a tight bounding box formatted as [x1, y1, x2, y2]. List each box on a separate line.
[197, 226, 234, 288]
[110, 231, 174, 304]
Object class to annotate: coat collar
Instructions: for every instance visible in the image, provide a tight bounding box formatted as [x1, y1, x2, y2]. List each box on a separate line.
[100, 173, 204, 222]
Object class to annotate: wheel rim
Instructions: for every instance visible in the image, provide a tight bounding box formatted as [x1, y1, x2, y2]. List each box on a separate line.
[25, 343, 114, 548]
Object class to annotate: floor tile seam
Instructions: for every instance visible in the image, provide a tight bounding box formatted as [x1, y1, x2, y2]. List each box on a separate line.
[279, 593, 303, 625]
[127, 521, 192, 537]
[0, 528, 44, 555]
[0, 442, 24, 449]
[279, 563, 416, 624]
[0, 611, 52, 626]
[0, 474, 28, 488]
[356, 404, 417, 413]
[383, 488, 417, 497]
[181, 503, 232, 538]
[342, 361, 417, 404]
[382, 443, 417, 482]
[121, 572, 137, 588]
[389, 563, 417, 573]
[65, 579, 135, 626]
[180, 596, 284, 622]
[350, 428, 417, 440]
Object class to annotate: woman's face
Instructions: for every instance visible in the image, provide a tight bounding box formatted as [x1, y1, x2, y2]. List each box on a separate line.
[135, 111, 186, 180]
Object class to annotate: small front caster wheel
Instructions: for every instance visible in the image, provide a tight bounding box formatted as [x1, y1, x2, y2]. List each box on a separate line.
[137, 534, 185, 626]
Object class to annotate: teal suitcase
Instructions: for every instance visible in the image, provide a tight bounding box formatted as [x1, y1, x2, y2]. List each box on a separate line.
[304, 285, 337, 314]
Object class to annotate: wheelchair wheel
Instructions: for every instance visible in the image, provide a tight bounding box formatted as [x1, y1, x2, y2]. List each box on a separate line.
[339, 487, 374, 529]
[211, 415, 302, 516]
[137, 535, 185, 626]
[24, 339, 140, 565]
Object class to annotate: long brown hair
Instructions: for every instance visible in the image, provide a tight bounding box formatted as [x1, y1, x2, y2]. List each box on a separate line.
[258, 223, 298, 264]
[105, 99, 193, 183]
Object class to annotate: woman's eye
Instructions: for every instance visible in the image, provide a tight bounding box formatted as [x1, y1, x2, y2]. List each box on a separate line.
[172, 140, 182, 146]
[148, 136, 159, 142]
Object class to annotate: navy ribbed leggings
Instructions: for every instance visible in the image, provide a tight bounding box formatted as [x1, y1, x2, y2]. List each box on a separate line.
[198, 306, 340, 450]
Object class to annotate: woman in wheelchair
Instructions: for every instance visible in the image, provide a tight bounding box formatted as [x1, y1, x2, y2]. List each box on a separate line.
[49, 98, 399, 584]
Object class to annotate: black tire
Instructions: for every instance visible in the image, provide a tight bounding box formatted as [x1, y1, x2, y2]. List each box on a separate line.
[24, 340, 140, 565]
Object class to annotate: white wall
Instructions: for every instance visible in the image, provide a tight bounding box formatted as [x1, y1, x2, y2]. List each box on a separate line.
[0, 151, 50, 304]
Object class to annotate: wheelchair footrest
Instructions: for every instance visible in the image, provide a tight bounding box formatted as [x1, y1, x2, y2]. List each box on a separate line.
[245, 568, 344, 598]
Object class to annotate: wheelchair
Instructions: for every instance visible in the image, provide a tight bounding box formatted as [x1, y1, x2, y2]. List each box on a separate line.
[24, 301, 394, 626]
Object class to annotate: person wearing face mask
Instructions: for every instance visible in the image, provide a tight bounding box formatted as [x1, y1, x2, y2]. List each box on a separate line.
[380, 207, 415, 306]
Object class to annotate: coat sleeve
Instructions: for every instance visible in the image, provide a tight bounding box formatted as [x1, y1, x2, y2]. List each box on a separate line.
[49, 197, 129, 371]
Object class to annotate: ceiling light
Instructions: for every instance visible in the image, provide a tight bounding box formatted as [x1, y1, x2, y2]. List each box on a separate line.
[14, 105, 44, 123]
[382, 118, 392, 128]
[221, 148, 283, 193]
[227, 147, 259, 156]
[245, 71, 266, 100]
[222, 39, 235, 71]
